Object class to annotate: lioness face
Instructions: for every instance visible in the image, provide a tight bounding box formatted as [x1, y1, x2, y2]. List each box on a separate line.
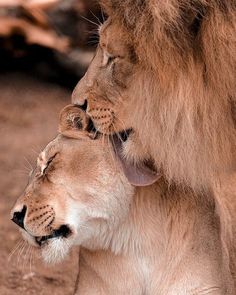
[11, 134, 133, 264]
[11, 105, 159, 264]
[72, 18, 137, 135]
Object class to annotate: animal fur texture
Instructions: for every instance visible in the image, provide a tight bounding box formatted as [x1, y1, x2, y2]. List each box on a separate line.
[87, 0, 236, 190]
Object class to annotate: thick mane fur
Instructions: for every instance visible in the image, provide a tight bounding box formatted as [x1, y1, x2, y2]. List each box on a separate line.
[100, 0, 236, 190]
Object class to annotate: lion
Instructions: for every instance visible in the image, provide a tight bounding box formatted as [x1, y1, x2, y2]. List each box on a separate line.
[11, 105, 236, 294]
[71, 0, 236, 288]
[72, 0, 236, 191]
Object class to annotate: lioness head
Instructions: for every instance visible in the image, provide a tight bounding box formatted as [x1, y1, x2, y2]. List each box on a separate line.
[72, 1, 236, 190]
[11, 105, 159, 263]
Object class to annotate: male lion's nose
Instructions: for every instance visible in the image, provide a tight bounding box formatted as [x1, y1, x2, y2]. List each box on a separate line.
[71, 84, 87, 106]
[79, 99, 88, 111]
[11, 205, 27, 229]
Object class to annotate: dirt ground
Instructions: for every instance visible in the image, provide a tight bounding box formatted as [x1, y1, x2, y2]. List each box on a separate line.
[0, 72, 79, 295]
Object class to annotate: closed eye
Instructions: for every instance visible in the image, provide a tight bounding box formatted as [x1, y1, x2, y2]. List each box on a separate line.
[42, 153, 58, 175]
[102, 51, 117, 67]
[107, 55, 116, 65]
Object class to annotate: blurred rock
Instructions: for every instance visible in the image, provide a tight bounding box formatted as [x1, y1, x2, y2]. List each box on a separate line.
[0, 0, 103, 87]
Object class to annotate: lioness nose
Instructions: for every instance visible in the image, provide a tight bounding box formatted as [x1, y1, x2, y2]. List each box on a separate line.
[12, 205, 27, 229]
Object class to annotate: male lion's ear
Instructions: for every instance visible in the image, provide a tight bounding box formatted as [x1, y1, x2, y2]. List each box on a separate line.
[59, 104, 96, 139]
[112, 134, 161, 186]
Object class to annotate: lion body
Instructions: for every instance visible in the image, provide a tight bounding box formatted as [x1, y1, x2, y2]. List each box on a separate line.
[71, 1, 236, 289]
[11, 0, 236, 292]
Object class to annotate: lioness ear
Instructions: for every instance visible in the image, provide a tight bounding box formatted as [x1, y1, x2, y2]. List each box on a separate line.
[59, 104, 96, 139]
[112, 134, 161, 186]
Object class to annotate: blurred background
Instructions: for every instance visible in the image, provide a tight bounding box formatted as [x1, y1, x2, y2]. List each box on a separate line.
[0, 1, 102, 294]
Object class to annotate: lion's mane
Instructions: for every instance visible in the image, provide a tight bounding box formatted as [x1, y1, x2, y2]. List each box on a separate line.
[100, 0, 236, 191]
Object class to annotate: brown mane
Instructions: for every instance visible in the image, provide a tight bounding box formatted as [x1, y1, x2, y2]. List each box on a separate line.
[100, 0, 236, 190]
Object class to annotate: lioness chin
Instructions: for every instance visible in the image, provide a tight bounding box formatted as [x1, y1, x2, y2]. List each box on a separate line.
[11, 106, 235, 294]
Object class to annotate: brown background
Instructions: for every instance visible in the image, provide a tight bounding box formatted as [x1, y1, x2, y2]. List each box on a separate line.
[0, 2, 101, 293]
[0, 73, 79, 295]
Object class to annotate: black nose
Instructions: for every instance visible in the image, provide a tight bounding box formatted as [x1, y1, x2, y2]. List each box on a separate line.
[12, 206, 27, 229]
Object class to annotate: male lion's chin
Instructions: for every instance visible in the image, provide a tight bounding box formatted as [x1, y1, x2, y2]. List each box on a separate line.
[41, 238, 72, 265]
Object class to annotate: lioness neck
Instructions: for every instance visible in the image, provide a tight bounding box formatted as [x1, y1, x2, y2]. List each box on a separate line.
[80, 182, 233, 293]
[83, 180, 219, 259]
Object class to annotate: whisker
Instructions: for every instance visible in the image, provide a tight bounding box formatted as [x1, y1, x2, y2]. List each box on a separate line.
[30, 148, 40, 156]
[114, 117, 130, 138]
[8, 239, 24, 262]
[101, 8, 105, 23]
[109, 130, 119, 172]
[106, 134, 116, 170]
[112, 123, 126, 144]
[17, 240, 27, 267]
[91, 110, 104, 138]
[87, 40, 99, 46]
[79, 14, 100, 28]
[83, 27, 100, 37]
[14, 169, 31, 176]
[31, 145, 41, 153]
[29, 246, 34, 273]
[23, 156, 33, 170]
[23, 243, 31, 270]
[87, 38, 99, 43]
[93, 127, 99, 139]
[89, 9, 102, 26]
[102, 132, 106, 148]
[21, 163, 32, 173]
[31, 247, 36, 269]
[87, 36, 99, 41]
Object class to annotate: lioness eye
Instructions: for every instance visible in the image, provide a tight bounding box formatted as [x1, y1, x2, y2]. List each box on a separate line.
[42, 153, 57, 174]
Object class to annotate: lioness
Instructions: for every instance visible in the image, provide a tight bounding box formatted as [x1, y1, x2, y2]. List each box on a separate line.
[11, 106, 235, 294]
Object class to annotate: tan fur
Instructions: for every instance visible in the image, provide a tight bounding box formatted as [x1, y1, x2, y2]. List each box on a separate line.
[11, 107, 236, 294]
[72, 0, 236, 191]
[71, 4, 236, 289]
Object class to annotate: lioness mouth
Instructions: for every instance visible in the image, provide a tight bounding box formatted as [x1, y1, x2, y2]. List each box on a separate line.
[35, 225, 71, 246]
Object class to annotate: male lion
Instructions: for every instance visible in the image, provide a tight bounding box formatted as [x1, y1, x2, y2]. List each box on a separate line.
[72, 0, 236, 190]
[11, 106, 236, 294]
[71, 0, 236, 289]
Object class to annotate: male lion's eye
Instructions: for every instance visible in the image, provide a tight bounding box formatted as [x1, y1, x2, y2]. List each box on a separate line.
[102, 52, 117, 67]
[107, 56, 116, 65]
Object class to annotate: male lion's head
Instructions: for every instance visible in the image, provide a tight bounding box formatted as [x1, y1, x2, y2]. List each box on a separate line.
[72, 0, 236, 191]
[11, 106, 159, 263]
